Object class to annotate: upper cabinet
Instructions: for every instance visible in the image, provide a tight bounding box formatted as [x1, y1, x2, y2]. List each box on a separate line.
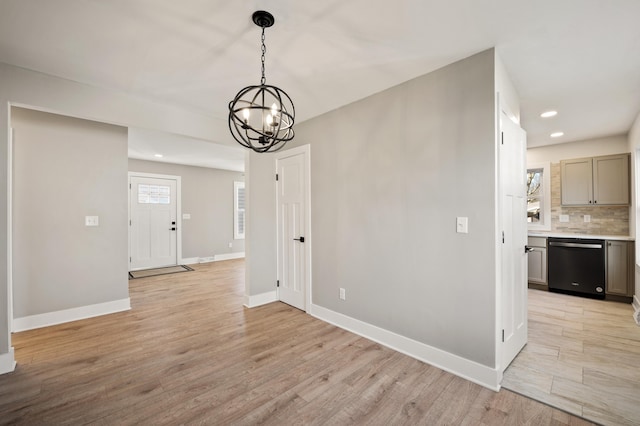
[561, 154, 630, 206]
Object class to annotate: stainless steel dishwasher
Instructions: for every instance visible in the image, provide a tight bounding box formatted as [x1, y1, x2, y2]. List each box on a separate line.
[547, 237, 605, 299]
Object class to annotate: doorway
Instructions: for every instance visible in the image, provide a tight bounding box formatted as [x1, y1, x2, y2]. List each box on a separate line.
[275, 145, 311, 311]
[499, 110, 528, 372]
[128, 172, 181, 271]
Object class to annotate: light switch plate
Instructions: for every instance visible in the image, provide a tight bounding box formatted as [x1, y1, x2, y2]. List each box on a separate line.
[85, 216, 99, 227]
[559, 214, 569, 223]
[584, 215, 591, 223]
[182, 213, 191, 219]
[456, 217, 469, 233]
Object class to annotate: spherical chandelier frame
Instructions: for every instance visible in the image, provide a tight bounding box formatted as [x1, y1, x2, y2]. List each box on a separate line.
[228, 11, 295, 153]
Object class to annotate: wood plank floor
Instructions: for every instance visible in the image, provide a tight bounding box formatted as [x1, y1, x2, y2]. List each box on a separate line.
[502, 289, 640, 426]
[0, 260, 592, 425]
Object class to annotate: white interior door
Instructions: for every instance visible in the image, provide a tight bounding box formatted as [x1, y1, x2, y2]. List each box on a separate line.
[130, 176, 178, 270]
[276, 146, 310, 311]
[500, 111, 528, 371]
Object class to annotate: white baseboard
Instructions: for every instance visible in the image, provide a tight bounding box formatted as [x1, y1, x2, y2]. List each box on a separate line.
[13, 298, 131, 332]
[0, 348, 16, 375]
[244, 291, 278, 308]
[633, 295, 640, 326]
[309, 303, 500, 391]
[185, 253, 245, 265]
[215, 252, 245, 261]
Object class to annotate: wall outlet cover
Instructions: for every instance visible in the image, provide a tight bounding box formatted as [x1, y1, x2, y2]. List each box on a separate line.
[559, 214, 570, 223]
[85, 216, 99, 226]
[584, 215, 591, 223]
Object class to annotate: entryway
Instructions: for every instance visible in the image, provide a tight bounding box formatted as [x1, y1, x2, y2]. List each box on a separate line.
[129, 173, 181, 271]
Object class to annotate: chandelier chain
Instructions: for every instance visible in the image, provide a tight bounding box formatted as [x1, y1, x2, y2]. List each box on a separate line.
[260, 27, 266, 85]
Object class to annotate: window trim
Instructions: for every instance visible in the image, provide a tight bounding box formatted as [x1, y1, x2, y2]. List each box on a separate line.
[527, 162, 551, 231]
[234, 181, 245, 240]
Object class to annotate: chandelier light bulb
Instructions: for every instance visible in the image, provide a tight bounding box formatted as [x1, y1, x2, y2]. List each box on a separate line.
[242, 108, 250, 121]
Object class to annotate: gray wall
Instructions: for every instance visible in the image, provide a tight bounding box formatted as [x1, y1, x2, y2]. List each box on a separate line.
[245, 151, 277, 297]
[128, 159, 245, 259]
[12, 107, 129, 318]
[246, 49, 498, 367]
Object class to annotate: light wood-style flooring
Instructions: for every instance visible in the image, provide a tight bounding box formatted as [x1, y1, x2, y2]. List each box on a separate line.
[0, 260, 592, 425]
[502, 289, 640, 426]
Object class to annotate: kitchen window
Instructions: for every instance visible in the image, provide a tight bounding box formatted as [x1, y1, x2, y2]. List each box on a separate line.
[234, 181, 245, 240]
[527, 163, 551, 230]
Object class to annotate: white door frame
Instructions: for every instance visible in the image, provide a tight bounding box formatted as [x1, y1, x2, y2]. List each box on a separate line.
[128, 172, 182, 270]
[275, 144, 312, 311]
[496, 98, 528, 380]
[7, 128, 14, 333]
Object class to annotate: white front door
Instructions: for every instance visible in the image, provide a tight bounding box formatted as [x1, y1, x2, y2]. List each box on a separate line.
[276, 146, 310, 311]
[129, 175, 178, 270]
[500, 110, 528, 371]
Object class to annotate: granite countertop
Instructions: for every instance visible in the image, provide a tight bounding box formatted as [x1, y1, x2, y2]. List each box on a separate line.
[528, 232, 634, 241]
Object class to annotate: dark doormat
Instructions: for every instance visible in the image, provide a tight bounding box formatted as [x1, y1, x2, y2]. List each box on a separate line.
[129, 265, 194, 279]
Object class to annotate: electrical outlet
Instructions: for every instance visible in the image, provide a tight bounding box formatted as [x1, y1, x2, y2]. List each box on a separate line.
[228, 242, 233, 248]
[584, 215, 591, 223]
[339, 288, 346, 300]
[559, 214, 569, 223]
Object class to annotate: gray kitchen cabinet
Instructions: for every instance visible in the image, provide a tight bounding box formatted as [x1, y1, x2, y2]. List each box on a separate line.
[561, 158, 592, 205]
[606, 240, 634, 297]
[561, 153, 629, 206]
[527, 237, 547, 286]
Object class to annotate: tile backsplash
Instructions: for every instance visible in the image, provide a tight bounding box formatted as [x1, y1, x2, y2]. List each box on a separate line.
[549, 163, 629, 235]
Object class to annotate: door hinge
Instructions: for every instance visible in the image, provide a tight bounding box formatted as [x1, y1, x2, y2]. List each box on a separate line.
[276, 173, 279, 181]
[501, 132, 504, 145]
[502, 329, 505, 342]
[129, 257, 131, 263]
[502, 231, 505, 243]
[129, 220, 131, 226]
[277, 280, 280, 287]
[129, 183, 131, 189]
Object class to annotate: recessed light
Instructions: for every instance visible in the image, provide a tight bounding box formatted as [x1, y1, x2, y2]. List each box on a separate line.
[154, 154, 163, 158]
[540, 110, 558, 118]
[550, 132, 564, 138]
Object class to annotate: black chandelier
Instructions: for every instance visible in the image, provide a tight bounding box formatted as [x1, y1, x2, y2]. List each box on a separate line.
[228, 11, 295, 153]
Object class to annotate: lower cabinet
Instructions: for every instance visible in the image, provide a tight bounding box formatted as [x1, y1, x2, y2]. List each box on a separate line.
[527, 237, 547, 286]
[527, 236, 634, 299]
[606, 240, 634, 297]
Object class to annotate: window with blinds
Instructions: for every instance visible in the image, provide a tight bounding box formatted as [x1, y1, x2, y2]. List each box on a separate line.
[234, 181, 245, 239]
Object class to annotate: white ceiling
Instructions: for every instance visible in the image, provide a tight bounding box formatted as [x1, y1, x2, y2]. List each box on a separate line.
[1, 0, 639, 170]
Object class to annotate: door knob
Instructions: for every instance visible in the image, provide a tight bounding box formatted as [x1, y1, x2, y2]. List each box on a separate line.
[525, 245, 534, 253]
[293, 237, 305, 243]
